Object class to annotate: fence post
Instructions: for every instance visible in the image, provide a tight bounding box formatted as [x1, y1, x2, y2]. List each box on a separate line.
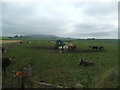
[12, 63, 32, 88]
[22, 63, 32, 88]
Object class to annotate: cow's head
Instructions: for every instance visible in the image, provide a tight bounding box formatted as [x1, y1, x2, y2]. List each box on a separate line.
[79, 58, 84, 65]
[9, 57, 15, 61]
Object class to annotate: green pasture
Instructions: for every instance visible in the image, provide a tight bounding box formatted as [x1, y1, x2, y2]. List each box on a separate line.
[2, 39, 118, 88]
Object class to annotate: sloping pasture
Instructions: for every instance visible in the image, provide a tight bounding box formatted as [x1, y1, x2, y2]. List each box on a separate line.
[2, 39, 118, 88]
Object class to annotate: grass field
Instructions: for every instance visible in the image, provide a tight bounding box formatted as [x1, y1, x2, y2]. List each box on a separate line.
[1, 38, 119, 88]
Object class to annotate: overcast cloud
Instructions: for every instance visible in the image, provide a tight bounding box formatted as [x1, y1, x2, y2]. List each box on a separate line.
[2, 0, 118, 39]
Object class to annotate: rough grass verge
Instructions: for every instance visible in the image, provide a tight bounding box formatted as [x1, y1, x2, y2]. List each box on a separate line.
[93, 67, 118, 88]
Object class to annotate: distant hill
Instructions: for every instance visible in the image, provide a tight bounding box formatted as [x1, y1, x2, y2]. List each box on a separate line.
[1, 34, 77, 40]
[23, 34, 62, 39]
[23, 34, 78, 41]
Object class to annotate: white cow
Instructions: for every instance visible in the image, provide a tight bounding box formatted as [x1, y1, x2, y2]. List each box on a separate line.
[58, 46, 63, 53]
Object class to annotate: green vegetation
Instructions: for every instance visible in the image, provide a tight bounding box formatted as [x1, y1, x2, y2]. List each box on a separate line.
[94, 67, 118, 88]
[2, 39, 118, 88]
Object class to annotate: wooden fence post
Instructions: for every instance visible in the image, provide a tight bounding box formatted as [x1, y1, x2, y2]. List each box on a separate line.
[12, 63, 32, 88]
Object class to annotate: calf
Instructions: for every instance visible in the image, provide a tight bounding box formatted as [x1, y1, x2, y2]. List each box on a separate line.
[2, 57, 15, 77]
[79, 59, 94, 66]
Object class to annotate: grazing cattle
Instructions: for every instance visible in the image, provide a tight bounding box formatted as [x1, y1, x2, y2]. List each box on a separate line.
[58, 45, 69, 53]
[89, 46, 104, 51]
[57, 43, 76, 53]
[58, 46, 63, 53]
[2, 57, 15, 76]
[79, 59, 94, 66]
[89, 46, 98, 51]
[67, 44, 76, 50]
[62, 43, 76, 51]
[63, 45, 69, 51]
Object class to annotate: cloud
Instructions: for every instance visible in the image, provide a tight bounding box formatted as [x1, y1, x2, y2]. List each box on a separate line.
[2, 1, 118, 39]
[68, 29, 118, 39]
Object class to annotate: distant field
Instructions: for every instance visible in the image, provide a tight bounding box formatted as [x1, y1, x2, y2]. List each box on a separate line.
[2, 38, 118, 88]
[0, 37, 11, 40]
[1, 40, 22, 44]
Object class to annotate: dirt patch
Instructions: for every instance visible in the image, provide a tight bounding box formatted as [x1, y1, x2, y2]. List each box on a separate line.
[0, 40, 22, 44]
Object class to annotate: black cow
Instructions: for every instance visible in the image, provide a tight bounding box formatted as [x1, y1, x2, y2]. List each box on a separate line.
[98, 46, 104, 50]
[89, 46, 104, 51]
[2, 57, 15, 77]
[90, 46, 98, 51]
[2, 48, 6, 53]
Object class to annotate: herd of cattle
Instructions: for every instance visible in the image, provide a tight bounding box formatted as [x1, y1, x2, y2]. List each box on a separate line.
[57, 44, 104, 53]
[57, 43, 76, 53]
[55, 40, 104, 53]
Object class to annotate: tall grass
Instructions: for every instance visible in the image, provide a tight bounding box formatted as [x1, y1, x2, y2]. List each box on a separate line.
[93, 67, 118, 88]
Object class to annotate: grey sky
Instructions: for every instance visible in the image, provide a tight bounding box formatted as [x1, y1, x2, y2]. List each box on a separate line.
[2, 1, 118, 39]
